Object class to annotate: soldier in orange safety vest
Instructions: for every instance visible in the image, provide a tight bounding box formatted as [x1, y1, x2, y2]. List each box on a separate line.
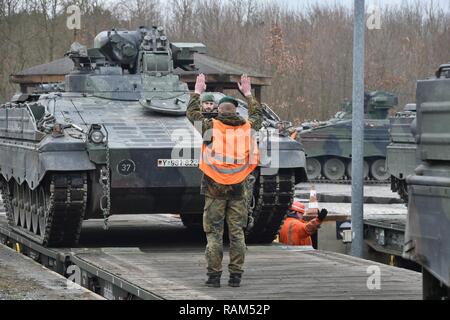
[187, 73, 263, 288]
[279, 201, 328, 246]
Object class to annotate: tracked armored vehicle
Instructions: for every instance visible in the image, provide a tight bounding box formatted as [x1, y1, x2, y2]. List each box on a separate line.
[404, 63, 450, 299]
[298, 91, 398, 183]
[386, 104, 417, 203]
[0, 27, 307, 247]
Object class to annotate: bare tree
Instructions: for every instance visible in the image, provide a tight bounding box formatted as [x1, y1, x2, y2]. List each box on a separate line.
[166, 0, 196, 40]
[1, 0, 450, 124]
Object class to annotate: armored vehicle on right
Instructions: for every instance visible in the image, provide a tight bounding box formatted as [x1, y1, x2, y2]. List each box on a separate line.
[404, 63, 450, 299]
[298, 91, 398, 182]
[386, 104, 417, 203]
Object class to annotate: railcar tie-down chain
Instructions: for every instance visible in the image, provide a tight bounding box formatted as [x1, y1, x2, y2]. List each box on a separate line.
[100, 139, 111, 230]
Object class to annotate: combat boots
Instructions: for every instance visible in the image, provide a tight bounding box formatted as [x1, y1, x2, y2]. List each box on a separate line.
[228, 273, 242, 287]
[205, 273, 221, 288]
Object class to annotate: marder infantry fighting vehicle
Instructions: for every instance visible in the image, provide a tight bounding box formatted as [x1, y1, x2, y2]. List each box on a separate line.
[297, 91, 398, 182]
[386, 103, 417, 203]
[404, 63, 450, 299]
[0, 27, 307, 247]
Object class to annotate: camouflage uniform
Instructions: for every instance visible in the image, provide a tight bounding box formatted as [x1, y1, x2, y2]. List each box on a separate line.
[186, 93, 263, 275]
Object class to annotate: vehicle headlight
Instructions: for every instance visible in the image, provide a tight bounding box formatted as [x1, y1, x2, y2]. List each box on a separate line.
[90, 130, 104, 144]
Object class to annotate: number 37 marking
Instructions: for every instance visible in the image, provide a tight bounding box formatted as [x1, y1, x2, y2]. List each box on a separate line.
[117, 159, 136, 176]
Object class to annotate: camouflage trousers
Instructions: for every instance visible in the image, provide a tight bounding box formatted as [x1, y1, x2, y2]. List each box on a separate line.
[203, 196, 248, 275]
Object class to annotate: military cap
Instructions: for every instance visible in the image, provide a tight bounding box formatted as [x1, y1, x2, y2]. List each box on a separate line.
[218, 96, 239, 108]
[201, 93, 215, 103]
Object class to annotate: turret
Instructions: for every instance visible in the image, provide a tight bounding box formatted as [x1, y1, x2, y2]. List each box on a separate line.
[332, 91, 398, 121]
[63, 26, 206, 107]
[69, 26, 206, 74]
[365, 91, 398, 119]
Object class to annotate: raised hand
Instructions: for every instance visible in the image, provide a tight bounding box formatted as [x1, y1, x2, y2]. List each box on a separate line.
[237, 74, 252, 97]
[318, 208, 328, 221]
[195, 73, 207, 95]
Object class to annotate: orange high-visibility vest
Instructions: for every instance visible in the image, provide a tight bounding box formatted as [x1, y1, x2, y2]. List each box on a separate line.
[279, 217, 321, 246]
[199, 119, 259, 185]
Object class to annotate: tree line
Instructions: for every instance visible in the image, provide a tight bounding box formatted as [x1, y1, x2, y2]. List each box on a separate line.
[1, 0, 449, 124]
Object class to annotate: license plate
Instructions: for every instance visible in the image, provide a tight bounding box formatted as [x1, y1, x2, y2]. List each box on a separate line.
[157, 159, 199, 167]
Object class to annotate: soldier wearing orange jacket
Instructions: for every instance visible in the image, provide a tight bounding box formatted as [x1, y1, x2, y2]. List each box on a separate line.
[279, 201, 328, 246]
[187, 74, 263, 288]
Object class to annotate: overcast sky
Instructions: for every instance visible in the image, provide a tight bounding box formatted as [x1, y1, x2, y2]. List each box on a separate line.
[268, 0, 450, 11]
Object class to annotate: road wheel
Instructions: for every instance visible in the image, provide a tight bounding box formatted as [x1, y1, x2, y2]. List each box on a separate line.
[323, 158, 345, 181]
[370, 158, 390, 181]
[12, 182, 21, 226]
[346, 160, 369, 179]
[19, 184, 27, 228]
[24, 187, 33, 231]
[31, 189, 39, 234]
[306, 158, 322, 180]
[37, 185, 48, 237]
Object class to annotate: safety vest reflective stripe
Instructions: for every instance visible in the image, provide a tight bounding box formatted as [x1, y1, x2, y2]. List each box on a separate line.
[202, 150, 251, 174]
[279, 217, 314, 246]
[288, 221, 295, 245]
[203, 147, 246, 164]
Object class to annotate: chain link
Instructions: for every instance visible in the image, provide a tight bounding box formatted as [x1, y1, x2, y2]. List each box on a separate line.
[100, 128, 111, 230]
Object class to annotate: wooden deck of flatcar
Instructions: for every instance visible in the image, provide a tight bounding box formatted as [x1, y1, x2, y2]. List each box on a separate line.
[0, 195, 422, 300]
[68, 244, 421, 300]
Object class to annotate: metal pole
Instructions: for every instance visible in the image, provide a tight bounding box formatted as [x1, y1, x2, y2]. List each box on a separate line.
[351, 0, 365, 258]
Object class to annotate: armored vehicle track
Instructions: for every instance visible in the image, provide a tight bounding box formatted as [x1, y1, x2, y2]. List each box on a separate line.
[245, 170, 295, 243]
[308, 177, 390, 186]
[1, 173, 87, 247]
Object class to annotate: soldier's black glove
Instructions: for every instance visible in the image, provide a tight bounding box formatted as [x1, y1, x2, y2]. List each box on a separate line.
[201, 111, 218, 119]
[318, 208, 328, 221]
